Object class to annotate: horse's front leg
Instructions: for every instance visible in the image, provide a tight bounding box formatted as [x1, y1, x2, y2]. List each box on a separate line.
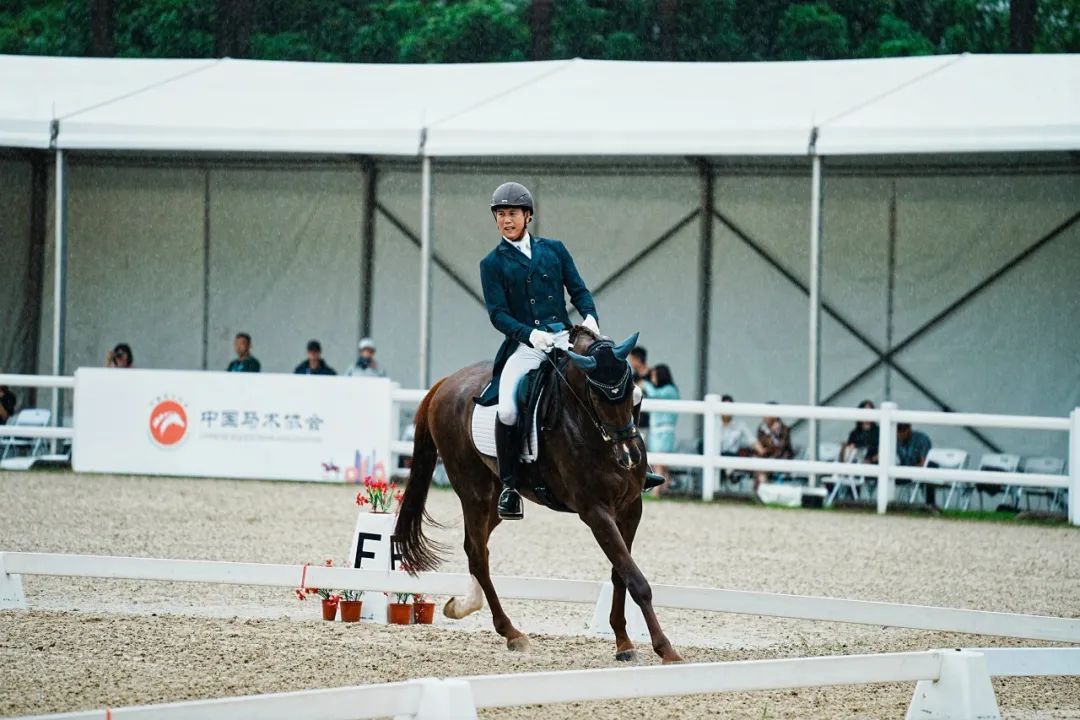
[582, 502, 681, 663]
[610, 498, 643, 661]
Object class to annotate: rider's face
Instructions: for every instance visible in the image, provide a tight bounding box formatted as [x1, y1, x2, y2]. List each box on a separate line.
[494, 207, 529, 241]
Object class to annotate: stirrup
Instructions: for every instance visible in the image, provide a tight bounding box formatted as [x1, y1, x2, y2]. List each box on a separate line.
[643, 472, 665, 491]
[498, 487, 524, 520]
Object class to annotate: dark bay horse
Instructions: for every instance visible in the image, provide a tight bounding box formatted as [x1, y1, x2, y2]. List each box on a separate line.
[395, 326, 682, 663]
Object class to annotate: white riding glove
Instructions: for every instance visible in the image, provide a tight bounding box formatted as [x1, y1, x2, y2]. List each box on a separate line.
[582, 315, 600, 335]
[529, 329, 556, 352]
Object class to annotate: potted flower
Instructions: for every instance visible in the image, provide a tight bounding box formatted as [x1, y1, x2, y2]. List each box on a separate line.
[387, 592, 413, 624]
[293, 560, 339, 621]
[355, 476, 404, 514]
[339, 588, 363, 623]
[413, 593, 435, 625]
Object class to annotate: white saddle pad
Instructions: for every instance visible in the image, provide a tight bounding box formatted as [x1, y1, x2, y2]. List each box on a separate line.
[470, 392, 542, 464]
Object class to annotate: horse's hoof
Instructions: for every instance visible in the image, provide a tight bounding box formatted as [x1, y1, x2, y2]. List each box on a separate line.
[443, 598, 458, 618]
[507, 635, 531, 652]
[615, 649, 638, 662]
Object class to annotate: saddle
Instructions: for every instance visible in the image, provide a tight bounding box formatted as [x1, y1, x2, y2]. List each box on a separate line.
[470, 352, 571, 513]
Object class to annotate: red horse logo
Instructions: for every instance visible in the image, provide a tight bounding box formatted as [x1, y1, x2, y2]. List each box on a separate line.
[149, 400, 188, 447]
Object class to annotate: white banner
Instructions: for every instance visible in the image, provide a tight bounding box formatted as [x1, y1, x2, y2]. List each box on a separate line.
[73, 368, 391, 483]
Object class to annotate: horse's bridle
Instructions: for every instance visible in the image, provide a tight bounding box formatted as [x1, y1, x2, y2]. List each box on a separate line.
[546, 340, 639, 445]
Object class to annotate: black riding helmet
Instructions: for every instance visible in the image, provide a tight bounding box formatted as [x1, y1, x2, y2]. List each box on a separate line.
[490, 181, 533, 215]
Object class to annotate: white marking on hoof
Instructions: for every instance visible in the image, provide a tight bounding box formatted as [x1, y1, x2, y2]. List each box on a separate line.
[443, 575, 485, 619]
[507, 635, 531, 652]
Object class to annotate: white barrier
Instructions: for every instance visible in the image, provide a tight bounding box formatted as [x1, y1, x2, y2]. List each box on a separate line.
[3, 374, 1077, 525]
[389, 387, 1079, 525]
[14, 648, 1080, 720]
[4, 552, 1080, 643]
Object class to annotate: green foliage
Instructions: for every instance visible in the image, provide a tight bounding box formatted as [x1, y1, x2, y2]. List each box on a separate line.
[398, 0, 529, 63]
[114, 0, 214, 58]
[0, 0, 1075, 63]
[1036, 0, 1080, 51]
[0, 0, 87, 55]
[860, 13, 935, 56]
[673, 0, 746, 61]
[776, 2, 850, 60]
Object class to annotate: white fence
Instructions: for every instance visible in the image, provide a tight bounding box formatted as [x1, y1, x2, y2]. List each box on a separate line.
[389, 389, 1079, 525]
[4, 552, 1080, 643]
[20, 647, 1080, 720]
[5, 551, 1080, 720]
[3, 374, 1078, 525]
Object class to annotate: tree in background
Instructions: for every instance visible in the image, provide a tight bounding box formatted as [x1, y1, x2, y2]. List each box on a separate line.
[1, 0, 1076, 62]
[89, 0, 114, 56]
[776, 2, 850, 60]
[398, 0, 529, 62]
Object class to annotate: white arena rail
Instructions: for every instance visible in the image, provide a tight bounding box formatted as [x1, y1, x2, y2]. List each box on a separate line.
[390, 389, 1080, 525]
[4, 374, 1077, 525]
[4, 552, 1080, 643]
[12, 648, 1080, 720]
[0, 374, 74, 443]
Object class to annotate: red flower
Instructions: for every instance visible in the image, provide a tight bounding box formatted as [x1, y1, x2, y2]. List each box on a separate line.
[356, 493, 368, 507]
[394, 490, 404, 503]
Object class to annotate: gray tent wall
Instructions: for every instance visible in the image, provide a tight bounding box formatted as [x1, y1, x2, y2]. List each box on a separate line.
[21, 152, 1080, 463]
[35, 156, 371, 405]
[0, 154, 42, 384]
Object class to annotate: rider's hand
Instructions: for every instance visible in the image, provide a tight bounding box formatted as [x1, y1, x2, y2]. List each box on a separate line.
[529, 330, 556, 351]
[582, 315, 600, 335]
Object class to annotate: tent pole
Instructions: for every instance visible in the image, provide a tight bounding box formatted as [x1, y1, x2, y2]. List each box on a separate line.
[418, 156, 433, 389]
[360, 161, 377, 338]
[807, 155, 823, 485]
[885, 180, 897, 400]
[51, 150, 68, 435]
[697, 161, 714, 408]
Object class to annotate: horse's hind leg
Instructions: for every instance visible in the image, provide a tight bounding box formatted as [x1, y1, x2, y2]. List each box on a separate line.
[444, 458, 530, 652]
[583, 500, 681, 663]
[464, 499, 531, 651]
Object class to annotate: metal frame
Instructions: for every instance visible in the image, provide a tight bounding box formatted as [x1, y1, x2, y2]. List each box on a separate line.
[50, 148, 67, 431]
[708, 198, 1080, 454]
[360, 160, 378, 337]
[200, 166, 211, 370]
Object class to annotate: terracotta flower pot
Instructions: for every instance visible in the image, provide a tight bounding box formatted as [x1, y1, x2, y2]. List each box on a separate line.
[339, 600, 362, 623]
[413, 602, 435, 625]
[387, 602, 413, 625]
[321, 598, 338, 621]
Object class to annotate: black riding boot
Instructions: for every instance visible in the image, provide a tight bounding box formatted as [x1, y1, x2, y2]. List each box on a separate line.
[634, 401, 666, 491]
[495, 419, 524, 520]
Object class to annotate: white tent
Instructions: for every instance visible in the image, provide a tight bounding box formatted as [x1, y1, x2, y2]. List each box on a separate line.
[5, 54, 1077, 155]
[2, 53, 1077, 464]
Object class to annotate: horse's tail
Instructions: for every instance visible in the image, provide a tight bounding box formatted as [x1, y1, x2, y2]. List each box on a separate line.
[395, 379, 447, 574]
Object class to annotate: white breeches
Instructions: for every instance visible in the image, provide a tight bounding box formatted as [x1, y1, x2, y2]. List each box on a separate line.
[497, 331, 642, 425]
[498, 331, 570, 425]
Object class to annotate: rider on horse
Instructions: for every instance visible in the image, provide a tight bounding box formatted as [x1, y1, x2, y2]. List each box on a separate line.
[478, 181, 663, 520]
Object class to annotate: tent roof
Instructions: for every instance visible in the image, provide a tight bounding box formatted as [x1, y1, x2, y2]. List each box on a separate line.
[0, 55, 214, 149]
[1, 53, 1077, 156]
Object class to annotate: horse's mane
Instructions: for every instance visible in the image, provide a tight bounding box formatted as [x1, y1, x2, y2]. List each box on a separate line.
[568, 324, 602, 349]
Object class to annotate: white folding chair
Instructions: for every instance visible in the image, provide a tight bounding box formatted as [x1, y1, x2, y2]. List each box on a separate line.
[951, 452, 1021, 510]
[817, 442, 841, 463]
[0, 408, 52, 461]
[915, 448, 967, 508]
[1016, 456, 1067, 513]
[825, 444, 868, 506]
